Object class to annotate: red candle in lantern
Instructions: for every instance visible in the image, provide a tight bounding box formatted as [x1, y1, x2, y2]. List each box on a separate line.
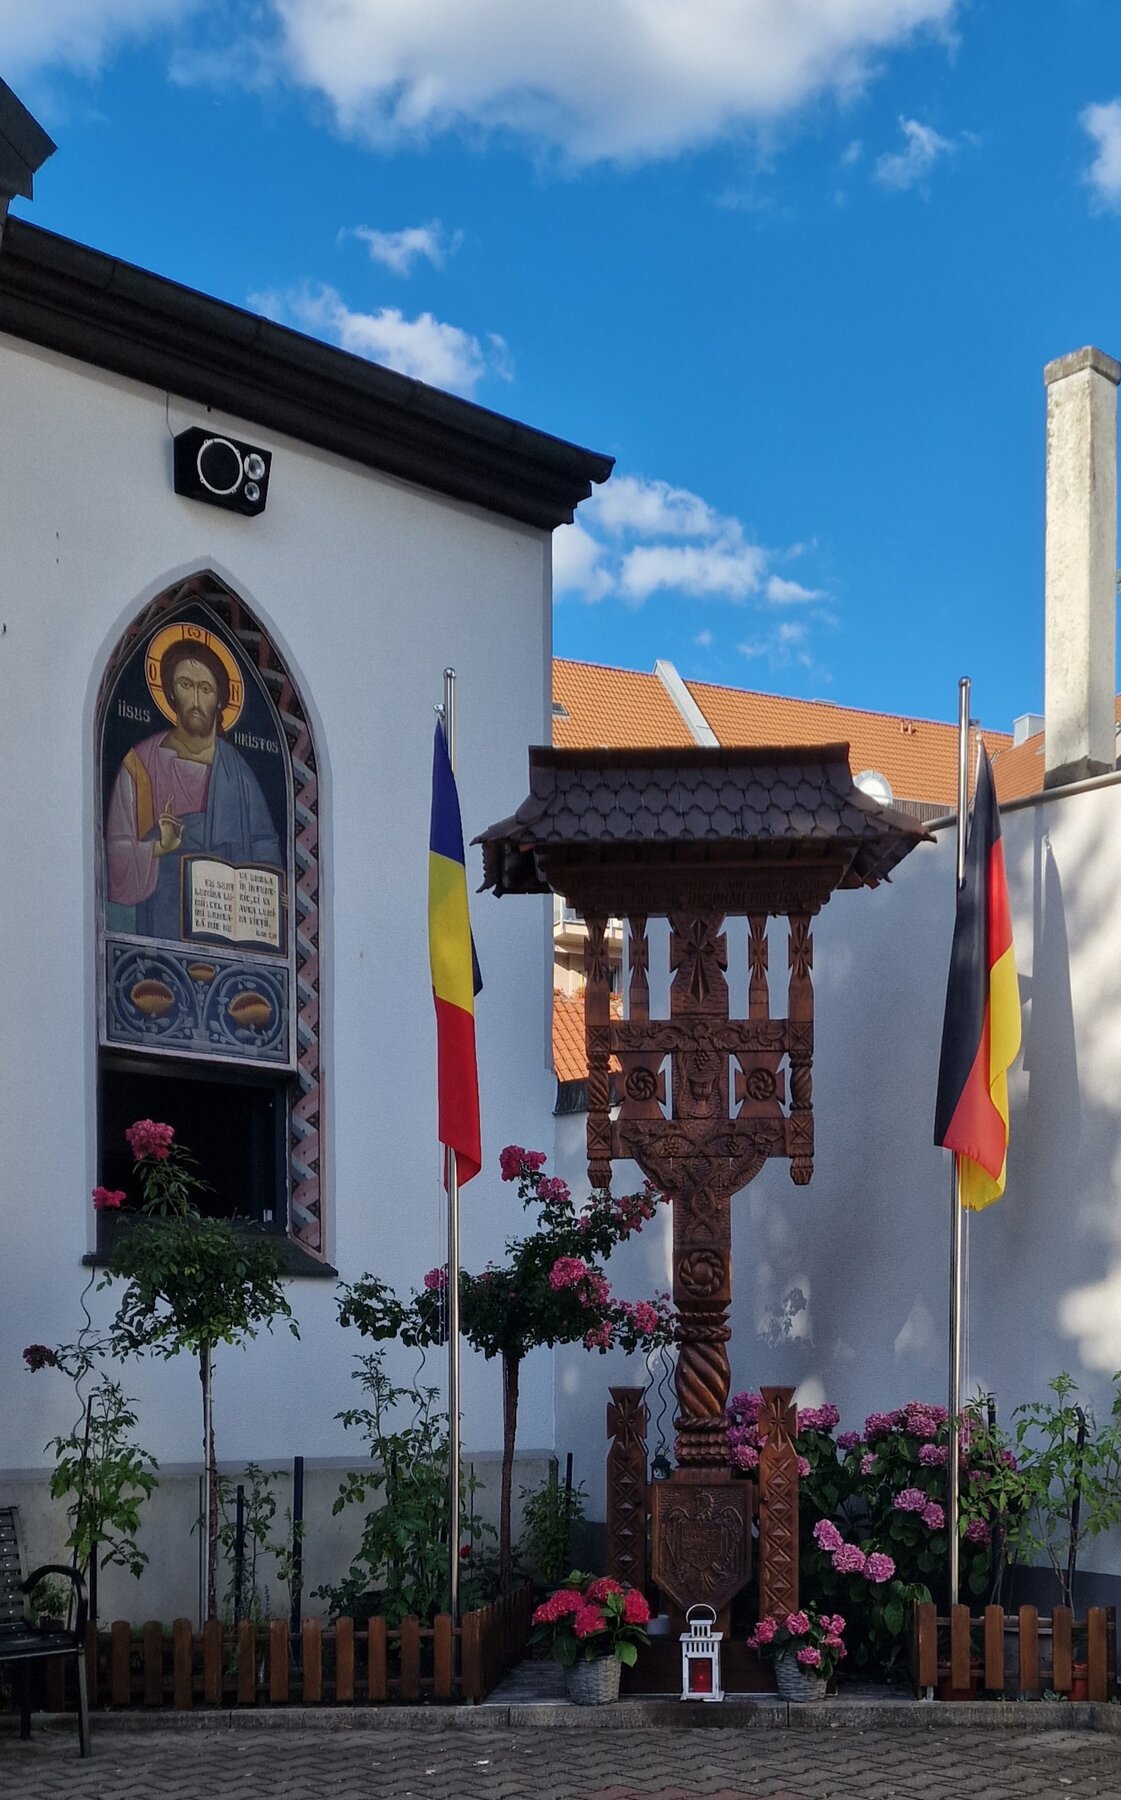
[689, 1657, 713, 1694]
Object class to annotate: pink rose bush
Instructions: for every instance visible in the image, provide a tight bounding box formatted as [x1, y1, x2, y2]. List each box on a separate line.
[747, 1604, 847, 1684]
[531, 1570, 651, 1668]
[337, 1147, 674, 1591]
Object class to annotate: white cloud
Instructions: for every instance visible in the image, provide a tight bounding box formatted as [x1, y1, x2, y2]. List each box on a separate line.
[592, 474, 722, 539]
[248, 283, 509, 395]
[347, 220, 462, 275]
[553, 521, 611, 602]
[841, 138, 864, 166]
[1081, 100, 1121, 212]
[766, 575, 825, 603]
[262, 0, 960, 165]
[874, 116, 953, 190]
[0, 0, 193, 79]
[620, 539, 767, 602]
[552, 469, 832, 676]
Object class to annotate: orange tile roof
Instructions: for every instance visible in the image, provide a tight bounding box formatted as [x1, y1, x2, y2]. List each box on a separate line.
[551, 658, 1012, 807]
[553, 990, 621, 1083]
[553, 659, 695, 750]
[684, 678, 1011, 808]
[992, 697, 1121, 803]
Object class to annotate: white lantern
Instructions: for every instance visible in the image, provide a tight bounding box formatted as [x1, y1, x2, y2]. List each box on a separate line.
[680, 1603, 724, 1701]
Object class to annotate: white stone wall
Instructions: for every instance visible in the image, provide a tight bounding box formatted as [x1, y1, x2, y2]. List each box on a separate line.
[0, 332, 558, 1538]
[554, 778, 1121, 1586]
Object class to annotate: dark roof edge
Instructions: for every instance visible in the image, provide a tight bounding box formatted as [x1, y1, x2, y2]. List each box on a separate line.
[0, 220, 614, 530]
[528, 742, 855, 769]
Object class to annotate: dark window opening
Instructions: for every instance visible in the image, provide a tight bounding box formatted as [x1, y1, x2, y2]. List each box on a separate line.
[98, 1056, 288, 1244]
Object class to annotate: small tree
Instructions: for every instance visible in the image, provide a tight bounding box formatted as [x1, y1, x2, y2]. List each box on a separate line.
[103, 1121, 297, 1617]
[338, 1146, 674, 1591]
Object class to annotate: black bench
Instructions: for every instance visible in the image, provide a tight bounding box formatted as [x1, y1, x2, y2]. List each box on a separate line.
[0, 1507, 90, 1756]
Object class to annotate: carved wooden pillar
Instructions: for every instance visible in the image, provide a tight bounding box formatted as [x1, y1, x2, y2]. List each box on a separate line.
[605, 1387, 648, 1591]
[584, 914, 613, 1188]
[758, 1387, 800, 1618]
[786, 916, 814, 1186]
[667, 911, 734, 1469]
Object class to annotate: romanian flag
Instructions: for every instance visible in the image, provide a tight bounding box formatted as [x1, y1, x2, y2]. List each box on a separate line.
[429, 720, 482, 1184]
[934, 743, 1021, 1210]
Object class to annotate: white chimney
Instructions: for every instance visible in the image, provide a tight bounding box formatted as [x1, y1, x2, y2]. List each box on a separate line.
[1043, 346, 1120, 788]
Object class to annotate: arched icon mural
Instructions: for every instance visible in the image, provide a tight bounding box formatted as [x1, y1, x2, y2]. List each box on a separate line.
[99, 604, 295, 1068]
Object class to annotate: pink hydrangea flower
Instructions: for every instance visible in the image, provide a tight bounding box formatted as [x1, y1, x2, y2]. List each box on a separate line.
[921, 1502, 945, 1530]
[92, 1186, 126, 1210]
[749, 1615, 778, 1646]
[729, 1391, 765, 1427]
[784, 1611, 811, 1636]
[796, 1646, 822, 1667]
[919, 1443, 948, 1466]
[837, 1431, 861, 1452]
[861, 1453, 878, 1476]
[125, 1119, 174, 1161]
[865, 1552, 896, 1583]
[828, 1614, 847, 1635]
[573, 1604, 606, 1640]
[796, 1456, 811, 1478]
[798, 1404, 840, 1433]
[823, 1634, 846, 1653]
[622, 1589, 651, 1625]
[965, 1518, 992, 1546]
[585, 1577, 622, 1602]
[731, 1444, 759, 1472]
[831, 1544, 867, 1575]
[903, 1400, 948, 1440]
[813, 1519, 843, 1553]
[893, 1487, 928, 1514]
[864, 1409, 904, 1441]
[423, 1267, 448, 1290]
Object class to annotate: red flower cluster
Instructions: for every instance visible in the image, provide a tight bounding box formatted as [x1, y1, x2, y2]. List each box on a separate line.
[23, 1344, 58, 1372]
[125, 1119, 174, 1161]
[499, 1145, 547, 1182]
[92, 1186, 126, 1211]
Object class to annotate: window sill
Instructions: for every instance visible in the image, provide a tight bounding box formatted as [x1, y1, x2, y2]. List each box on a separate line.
[83, 1237, 337, 1279]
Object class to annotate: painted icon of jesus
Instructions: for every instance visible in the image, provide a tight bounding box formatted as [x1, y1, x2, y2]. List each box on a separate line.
[105, 635, 283, 943]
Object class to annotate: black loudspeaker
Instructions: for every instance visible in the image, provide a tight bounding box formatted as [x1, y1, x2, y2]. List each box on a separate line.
[173, 427, 272, 517]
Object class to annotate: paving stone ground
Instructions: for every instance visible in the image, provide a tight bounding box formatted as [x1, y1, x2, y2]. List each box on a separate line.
[3, 1722, 1121, 1800]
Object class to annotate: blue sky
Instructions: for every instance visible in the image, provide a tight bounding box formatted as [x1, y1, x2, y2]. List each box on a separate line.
[7, 1, 1121, 737]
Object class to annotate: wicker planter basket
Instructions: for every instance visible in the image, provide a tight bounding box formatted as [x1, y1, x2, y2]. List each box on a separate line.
[565, 1657, 622, 1705]
[773, 1654, 828, 1703]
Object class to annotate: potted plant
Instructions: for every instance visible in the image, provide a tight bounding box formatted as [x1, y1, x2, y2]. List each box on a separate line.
[747, 1607, 847, 1702]
[531, 1570, 651, 1704]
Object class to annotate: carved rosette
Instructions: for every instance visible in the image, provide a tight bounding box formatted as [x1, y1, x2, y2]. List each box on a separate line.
[606, 1387, 648, 1591]
[758, 1387, 800, 1619]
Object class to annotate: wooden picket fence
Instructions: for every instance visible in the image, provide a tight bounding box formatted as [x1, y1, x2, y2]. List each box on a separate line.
[25, 1588, 533, 1714]
[913, 1602, 1116, 1701]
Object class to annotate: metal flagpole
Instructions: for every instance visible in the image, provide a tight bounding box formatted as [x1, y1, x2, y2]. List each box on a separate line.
[947, 674, 971, 1606]
[443, 666, 462, 1625]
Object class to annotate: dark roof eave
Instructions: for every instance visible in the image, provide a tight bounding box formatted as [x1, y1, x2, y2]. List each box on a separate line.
[0, 220, 614, 530]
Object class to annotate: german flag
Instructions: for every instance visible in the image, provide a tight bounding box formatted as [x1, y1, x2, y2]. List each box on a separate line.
[429, 719, 482, 1184]
[934, 743, 1020, 1210]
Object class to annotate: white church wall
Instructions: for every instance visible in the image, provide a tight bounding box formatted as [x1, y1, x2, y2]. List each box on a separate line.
[0, 331, 558, 1543]
[554, 777, 1121, 1586]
